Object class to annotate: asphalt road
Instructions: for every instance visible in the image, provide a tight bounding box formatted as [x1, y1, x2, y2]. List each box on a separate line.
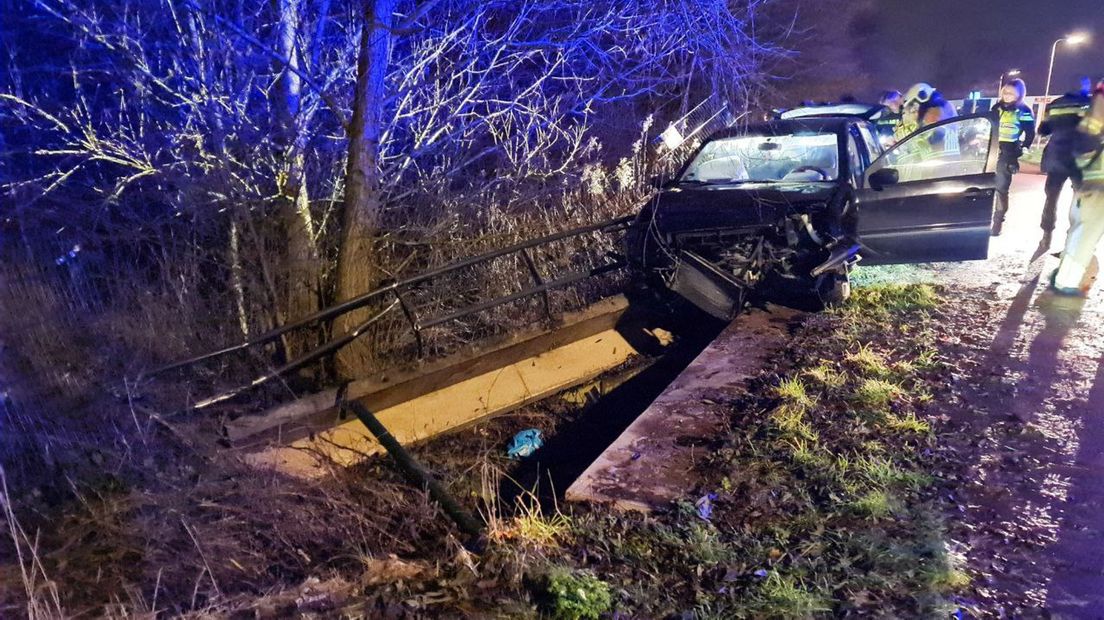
[993, 174, 1104, 617]
[859, 172, 1104, 616]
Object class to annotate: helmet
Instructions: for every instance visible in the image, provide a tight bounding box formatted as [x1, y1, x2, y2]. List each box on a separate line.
[905, 83, 934, 105]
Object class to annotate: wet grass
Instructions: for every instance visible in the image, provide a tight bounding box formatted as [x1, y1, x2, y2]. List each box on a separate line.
[487, 282, 966, 617]
[804, 361, 848, 389]
[845, 344, 892, 379]
[851, 489, 899, 519]
[854, 377, 905, 410]
[883, 411, 933, 435]
[776, 376, 815, 409]
[755, 571, 833, 616]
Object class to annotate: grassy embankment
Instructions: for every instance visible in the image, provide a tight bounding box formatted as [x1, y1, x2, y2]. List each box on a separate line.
[476, 283, 969, 618]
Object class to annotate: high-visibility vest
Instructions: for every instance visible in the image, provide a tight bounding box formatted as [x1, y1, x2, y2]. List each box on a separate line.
[996, 104, 1034, 143]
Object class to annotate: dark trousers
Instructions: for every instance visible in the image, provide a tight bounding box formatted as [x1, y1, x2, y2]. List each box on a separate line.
[993, 145, 1020, 224]
[1042, 170, 1082, 231]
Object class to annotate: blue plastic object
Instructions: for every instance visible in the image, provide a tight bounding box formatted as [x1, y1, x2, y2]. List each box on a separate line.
[696, 493, 717, 520]
[507, 429, 543, 459]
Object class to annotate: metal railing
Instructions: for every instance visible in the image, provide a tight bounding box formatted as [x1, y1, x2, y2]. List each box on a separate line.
[146, 214, 635, 410]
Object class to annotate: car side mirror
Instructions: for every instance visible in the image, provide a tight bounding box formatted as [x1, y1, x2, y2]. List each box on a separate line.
[868, 167, 899, 190]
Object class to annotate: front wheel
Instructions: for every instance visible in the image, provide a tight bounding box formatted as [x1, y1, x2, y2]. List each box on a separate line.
[758, 268, 851, 312]
[813, 269, 851, 308]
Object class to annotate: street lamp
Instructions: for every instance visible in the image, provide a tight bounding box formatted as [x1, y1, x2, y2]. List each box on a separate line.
[1044, 32, 1090, 114]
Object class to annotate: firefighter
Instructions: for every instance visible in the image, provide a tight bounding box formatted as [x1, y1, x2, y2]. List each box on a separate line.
[1052, 81, 1104, 296]
[889, 83, 957, 165]
[989, 79, 1036, 236]
[895, 99, 920, 143]
[900, 82, 957, 145]
[876, 90, 904, 141]
[910, 82, 957, 128]
[1038, 77, 1093, 248]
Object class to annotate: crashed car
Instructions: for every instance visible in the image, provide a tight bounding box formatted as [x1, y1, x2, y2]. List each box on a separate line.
[626, 106, 1001, 318]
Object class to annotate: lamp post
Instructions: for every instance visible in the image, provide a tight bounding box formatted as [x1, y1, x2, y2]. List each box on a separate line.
[1044, 33, 1089, 116]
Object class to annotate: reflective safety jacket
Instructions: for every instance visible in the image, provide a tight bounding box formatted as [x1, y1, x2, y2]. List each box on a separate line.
[992, 101, 1036, 147]
[894, 117, 918, 142]
[1041, 91, 1092, 178]
[1042, 91, 1092, 135]
[1078, 90, 1104, 187]
[1080, 150, 1104, 186]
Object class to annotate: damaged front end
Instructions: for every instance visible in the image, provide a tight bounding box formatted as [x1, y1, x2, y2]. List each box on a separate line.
[627, 187, 860, 319]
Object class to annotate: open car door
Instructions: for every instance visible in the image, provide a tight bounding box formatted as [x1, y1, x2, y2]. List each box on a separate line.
[855, 114, 1000, 265]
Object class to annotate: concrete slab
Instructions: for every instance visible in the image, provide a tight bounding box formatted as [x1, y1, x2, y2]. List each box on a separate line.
[247, 326, 639, 477]
[565, 306, 800, 511]
[227, 296, 631, 447]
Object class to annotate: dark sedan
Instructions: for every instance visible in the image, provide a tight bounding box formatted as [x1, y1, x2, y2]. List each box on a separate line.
[626, 109, 1000, 318]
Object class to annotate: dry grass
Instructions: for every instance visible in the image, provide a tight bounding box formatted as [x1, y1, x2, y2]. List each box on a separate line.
[1, 467, 66, 619]
[479, 459, 571, 549]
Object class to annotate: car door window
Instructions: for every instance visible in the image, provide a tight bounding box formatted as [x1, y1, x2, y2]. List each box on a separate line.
[869, 116, 995, 183]
[846, 135, 864, 187]
[856, 123, 883, 162]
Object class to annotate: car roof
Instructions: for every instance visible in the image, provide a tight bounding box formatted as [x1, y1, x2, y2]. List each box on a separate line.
[706, 116, 858, 141]
[780, 103, 884, 120]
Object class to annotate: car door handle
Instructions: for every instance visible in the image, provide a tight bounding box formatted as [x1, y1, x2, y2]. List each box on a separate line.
[964, 187, 984, 195]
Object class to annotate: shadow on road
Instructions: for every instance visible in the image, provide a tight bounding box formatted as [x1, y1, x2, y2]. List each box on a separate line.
[988, 268, 1041, 361]
[1045, 313, 1104, 614]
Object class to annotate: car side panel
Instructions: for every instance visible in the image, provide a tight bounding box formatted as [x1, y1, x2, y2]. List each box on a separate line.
[855, 113, 999, 265]
[856, 172, 995, 264]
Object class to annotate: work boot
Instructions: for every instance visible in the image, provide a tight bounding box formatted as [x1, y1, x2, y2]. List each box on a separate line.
[1048, 268, 1088, 297]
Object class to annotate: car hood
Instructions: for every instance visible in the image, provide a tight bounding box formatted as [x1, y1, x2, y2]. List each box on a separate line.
[648, 182, 840, 233]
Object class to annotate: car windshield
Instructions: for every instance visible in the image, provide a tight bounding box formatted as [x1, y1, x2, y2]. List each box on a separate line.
[680, 132, 841, 184]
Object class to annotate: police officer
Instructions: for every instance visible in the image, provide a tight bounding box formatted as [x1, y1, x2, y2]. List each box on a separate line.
[1052, 81, 1104, 296]
[1038, 77, 1093, 247]
[990, 79, 1036, 236]
[876, 90, 904, 142]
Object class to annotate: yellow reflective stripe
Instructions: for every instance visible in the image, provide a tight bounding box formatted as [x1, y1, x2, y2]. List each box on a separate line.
[1078, 149, 1104, 182]
[1082, 117, 1104, 136]
[1049, 107, 1086, 116]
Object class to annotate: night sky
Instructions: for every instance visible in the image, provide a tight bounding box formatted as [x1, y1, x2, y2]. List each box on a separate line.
[866, 0, 1104, 98]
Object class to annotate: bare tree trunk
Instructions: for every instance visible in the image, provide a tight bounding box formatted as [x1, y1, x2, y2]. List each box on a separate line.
[334, 0, 396, 378]
[276, 0, 321, 360]
[229, 221, 250, 337]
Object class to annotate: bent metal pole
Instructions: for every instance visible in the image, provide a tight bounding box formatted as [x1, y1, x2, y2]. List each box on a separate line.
[343, 399, 484, 539]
